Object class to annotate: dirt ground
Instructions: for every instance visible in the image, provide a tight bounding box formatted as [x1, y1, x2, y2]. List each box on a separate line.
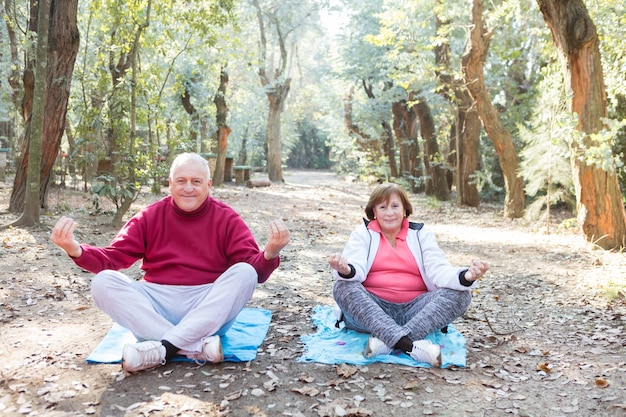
[1, 170, 625, 417]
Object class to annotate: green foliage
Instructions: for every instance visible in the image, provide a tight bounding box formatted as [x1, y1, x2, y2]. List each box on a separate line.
[576, 118, 626, 174]
[519, 66, 576, 221]
[587, 0, 626, 205]
[3, 0, 625, 218]
[91, 173, 139, 211]
[286, 120, 332, 169]
[600, 279, 626, 303]
[588, 0, 626, 115]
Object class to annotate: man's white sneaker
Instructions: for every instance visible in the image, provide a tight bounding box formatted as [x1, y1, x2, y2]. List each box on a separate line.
[188, 335, 224, 364]
[122, 341, 166, 373]
[364, 335, 393, 358]
[409, 340, 441, 367]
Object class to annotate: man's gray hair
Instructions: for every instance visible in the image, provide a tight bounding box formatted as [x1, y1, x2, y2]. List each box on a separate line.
[169, 153, 211, 181]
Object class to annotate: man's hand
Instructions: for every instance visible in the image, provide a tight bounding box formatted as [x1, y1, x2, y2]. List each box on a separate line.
[263, 219, 290, 260]
[50, 216, 82, 258]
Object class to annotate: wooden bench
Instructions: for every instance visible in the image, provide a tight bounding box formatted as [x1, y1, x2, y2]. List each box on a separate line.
[233, 165, 252, 184]
[224, 157, 234, 182]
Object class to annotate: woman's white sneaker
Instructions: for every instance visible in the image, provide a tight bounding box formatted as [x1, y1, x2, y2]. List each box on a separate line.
[409, 340, 441, 367]
[364, 335, 393, 358]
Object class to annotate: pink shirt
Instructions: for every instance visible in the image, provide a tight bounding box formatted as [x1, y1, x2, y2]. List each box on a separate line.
[363, 219, 427, 302]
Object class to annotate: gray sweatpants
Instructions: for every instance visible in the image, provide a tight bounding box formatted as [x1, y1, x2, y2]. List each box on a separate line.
[90, 263, 257, 355]
[333, 280, 471, 348]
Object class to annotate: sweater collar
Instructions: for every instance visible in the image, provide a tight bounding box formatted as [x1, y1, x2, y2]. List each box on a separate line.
[170, 195, 210, 218]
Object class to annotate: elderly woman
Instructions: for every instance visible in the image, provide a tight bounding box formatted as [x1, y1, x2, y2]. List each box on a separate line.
[328, 183, 488, 367]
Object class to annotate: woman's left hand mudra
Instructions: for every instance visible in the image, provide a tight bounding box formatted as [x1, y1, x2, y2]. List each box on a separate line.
[464, 259, 489, 282]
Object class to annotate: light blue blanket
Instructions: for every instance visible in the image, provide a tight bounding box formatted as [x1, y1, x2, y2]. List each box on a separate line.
[86, 308, 272, 364]
[298, 305, 466, 368]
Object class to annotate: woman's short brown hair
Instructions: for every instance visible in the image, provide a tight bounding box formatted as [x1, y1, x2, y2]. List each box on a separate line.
[364, 183, 413, 220]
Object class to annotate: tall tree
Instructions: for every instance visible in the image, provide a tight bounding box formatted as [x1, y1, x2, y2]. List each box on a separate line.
[212, 67, 230, 186]
[537, 0, 626, 249]
[3, 0, 23, 114]
[8, 0, 79, 213]
[342, 86, 382, 158]
[98, 0, 152, 227]
[461, 0, 526, 218]
[12, 0, 49, 226]
[391, 96, 424, 192]
[434, 10, 481, 207]
[251, 0, 292, 183]
[413, 95, 450, 200]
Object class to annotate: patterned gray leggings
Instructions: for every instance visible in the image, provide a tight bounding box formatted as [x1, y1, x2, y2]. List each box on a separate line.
[333, 280, 471, 348]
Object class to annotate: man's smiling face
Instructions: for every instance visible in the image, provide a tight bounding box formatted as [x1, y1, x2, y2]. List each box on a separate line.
[169, 158, 212, 212]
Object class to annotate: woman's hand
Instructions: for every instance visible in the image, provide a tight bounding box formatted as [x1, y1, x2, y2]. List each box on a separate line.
[464, 259, 489, 282]
[328, 253, 351, 275]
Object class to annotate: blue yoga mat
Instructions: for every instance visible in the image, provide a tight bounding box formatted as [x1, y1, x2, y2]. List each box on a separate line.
[86, 307, 272, 364]
[298, 305, 466, 368]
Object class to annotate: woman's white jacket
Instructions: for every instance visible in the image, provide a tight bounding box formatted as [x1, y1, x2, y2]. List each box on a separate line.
[332, 220, 472, 292]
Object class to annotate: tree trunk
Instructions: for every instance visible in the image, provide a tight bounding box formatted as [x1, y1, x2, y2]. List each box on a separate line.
[461, 0, 525, 218]
[435, 11, 481, 207]
[266, 88, 288, 182]
[9, 0, 79, 213]
[4, 0, 23, 113]
[457, 100, 482, 206]
[414, 98, 450, 201]
[381, 120, 398, 178]
[213, 68, 231, 186]
[406, 93, 425, 193]
[17, 0, 50, 225]
[181, 85, 200, 151]
[392, 99, 411, 177]
[238, 127, 248, 165]
[538, 0, 626, 249]
[213, 68, 230, 186]
[252, 0, 290, 183]
[105, 0, 151, 226]
[343, 86, 382, 157]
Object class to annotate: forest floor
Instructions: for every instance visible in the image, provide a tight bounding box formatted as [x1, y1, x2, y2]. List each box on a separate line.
[1, 170, 626, 417]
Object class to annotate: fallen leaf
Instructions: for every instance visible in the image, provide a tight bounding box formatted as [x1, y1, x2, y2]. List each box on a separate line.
[337, 364, 357, 378]
[595, 378, 610, 388]
[536, 363, 551, 373]
[403, 380, 419, 390]
[223, 390, 242, 401]
[291, 386, 320, 397]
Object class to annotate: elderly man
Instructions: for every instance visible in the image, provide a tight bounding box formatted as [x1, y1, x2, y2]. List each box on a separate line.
[51, 153, 290, 373]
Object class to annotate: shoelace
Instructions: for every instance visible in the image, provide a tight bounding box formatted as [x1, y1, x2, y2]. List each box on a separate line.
[411, 344, 435, 362]
[135, 344, 166, 367]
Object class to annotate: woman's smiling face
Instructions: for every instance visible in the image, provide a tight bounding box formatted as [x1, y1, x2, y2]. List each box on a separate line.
[373, 193, 405, 235]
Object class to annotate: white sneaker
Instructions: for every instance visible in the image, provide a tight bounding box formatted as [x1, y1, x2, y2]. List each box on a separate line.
[409, 340, 441, 367]
[122, 341, 166, 373]
[364, 335, 393, 358]
[187, 335, 224, 364]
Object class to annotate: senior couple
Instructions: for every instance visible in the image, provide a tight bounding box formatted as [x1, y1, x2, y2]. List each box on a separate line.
[51, 152, 489, 373]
